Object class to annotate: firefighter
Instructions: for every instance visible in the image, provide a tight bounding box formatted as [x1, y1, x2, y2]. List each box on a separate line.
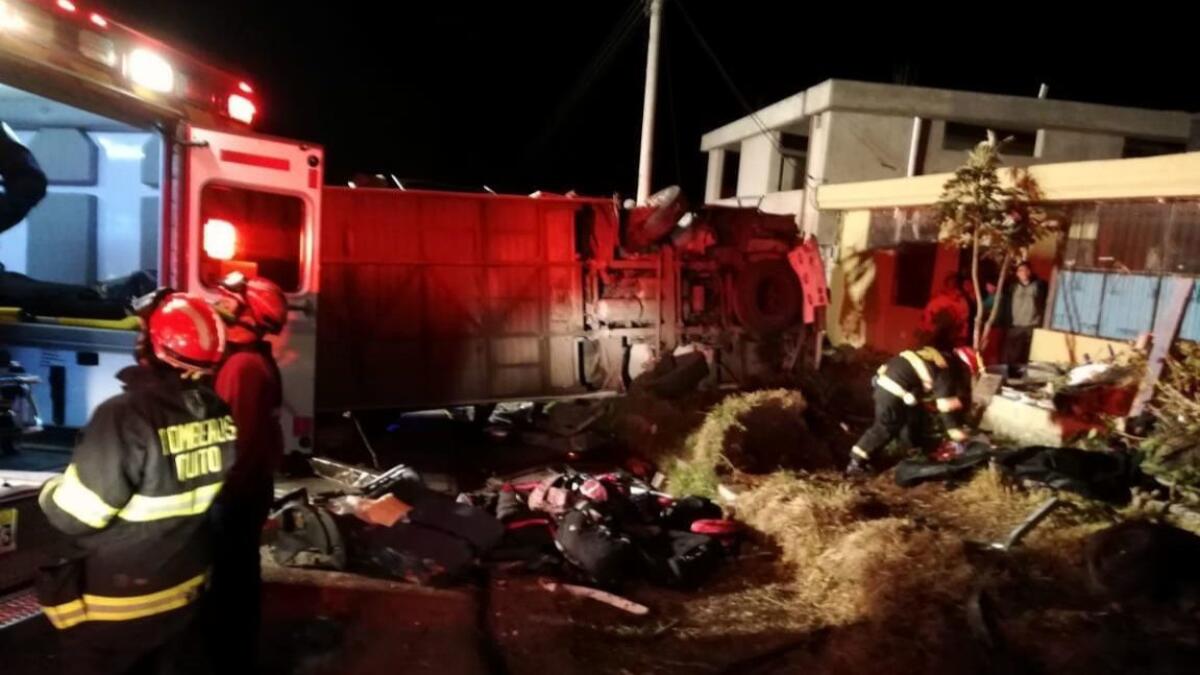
[208, 272, 287, 671]
[37, 292, 234, 675]
[847, 345, 984, 475]
[0, 121, 48, 234]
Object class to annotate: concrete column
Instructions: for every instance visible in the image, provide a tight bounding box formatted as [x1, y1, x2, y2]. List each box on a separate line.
[703, 149, 725, 204]
[806, 112, 832, 241]
[736, 133, 781, 201]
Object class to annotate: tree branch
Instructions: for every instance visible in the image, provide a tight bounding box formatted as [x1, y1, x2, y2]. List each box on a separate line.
[981, 253, 1011, 354]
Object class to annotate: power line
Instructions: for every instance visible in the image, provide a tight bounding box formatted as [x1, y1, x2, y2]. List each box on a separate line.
[526, 0, 645, 156]
[675, 0, 829, 216]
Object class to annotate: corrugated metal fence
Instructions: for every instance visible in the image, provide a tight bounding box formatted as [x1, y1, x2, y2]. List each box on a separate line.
[1050, 270, 1200, 341]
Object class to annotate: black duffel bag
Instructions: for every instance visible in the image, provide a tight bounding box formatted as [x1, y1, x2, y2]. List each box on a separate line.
[554, 509, 636, 588]
[637, 529, 725, 590]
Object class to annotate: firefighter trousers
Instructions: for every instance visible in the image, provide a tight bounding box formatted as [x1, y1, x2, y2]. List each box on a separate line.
[206, 485, 271, 673]
[854, 387, 932, 459]
[57, 606, 207, 675]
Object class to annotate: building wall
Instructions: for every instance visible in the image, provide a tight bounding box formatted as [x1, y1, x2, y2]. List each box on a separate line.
[864, 244, 961, 354]
[735, 133, 781, 198]
[922, 121, 1127, 174]
[819, 153, 1200, 355]
[818, 111, 913, 184]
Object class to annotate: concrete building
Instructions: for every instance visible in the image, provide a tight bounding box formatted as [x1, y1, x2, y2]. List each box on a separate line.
[815, 151, 1200, 355]
[700, 79, 1194, 244]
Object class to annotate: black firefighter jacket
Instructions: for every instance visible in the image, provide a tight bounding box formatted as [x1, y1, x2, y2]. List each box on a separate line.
[38, 365, 238, 630]
[875, 346, 970, 441]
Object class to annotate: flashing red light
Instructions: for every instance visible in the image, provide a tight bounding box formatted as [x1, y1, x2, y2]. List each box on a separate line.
[227, 94, 256, 125]
[56, 0, 76, 12]
[203, 219, 237, 261]
[89, 12, 107, 28]
[238, 81, 253, 94]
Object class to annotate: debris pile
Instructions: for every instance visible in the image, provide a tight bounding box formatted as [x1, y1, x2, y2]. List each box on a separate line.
[1143, 341, 1200, 497]
[467, 467, 738, 592]
[265, 458, 740, 596]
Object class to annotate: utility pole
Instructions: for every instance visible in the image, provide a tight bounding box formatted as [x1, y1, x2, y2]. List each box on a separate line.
[636, 0, 663, 205]
[1033, 83, 1049, 158]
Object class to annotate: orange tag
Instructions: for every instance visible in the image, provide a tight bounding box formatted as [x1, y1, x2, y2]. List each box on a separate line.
[356, 494, 412, 527]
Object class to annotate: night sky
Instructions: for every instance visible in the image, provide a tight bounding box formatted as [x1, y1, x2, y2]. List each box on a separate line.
[105, 1, 1193, 199]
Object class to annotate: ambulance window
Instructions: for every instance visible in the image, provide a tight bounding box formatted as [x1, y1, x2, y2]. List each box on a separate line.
[199, 184, 305, 292]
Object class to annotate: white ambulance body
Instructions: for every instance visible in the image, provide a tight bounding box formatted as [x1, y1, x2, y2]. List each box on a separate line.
[0, 0, 322, 461]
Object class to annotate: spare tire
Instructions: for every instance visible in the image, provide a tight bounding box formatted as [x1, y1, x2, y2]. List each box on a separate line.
[733, 259, 802, 335]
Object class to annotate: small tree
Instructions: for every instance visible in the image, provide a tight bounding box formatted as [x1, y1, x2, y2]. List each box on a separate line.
[935, 132, 1056, 352]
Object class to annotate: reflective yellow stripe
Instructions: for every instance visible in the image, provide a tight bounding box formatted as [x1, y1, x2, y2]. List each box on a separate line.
[900, 351, 934, 391]
[42, 599, 87, 630]
[947, 428, 969, 442]
[936, 397, 964, 413]
[851, 446, 871, 460]
[118, 482, 223, 522]
[877, 374, 917, 406]
[41, 573, 207, 629]
[50, 465, 119, 529]
[916, 346, 949, 369]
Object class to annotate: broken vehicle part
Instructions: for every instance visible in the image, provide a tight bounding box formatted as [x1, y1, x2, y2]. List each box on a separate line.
[538, 577, 650, 616]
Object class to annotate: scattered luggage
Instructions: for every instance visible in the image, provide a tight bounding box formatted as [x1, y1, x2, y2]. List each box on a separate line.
[555, 510, 637, 588]
[264, 460, 732, 593]
[636, 530, 725, 590]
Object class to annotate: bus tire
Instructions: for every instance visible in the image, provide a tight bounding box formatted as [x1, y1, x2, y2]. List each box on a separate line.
[733, 259, 802, 335]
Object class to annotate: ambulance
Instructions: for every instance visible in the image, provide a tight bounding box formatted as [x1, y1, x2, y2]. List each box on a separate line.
[0, 0, 322, 462]
[0, 0, 323, 602]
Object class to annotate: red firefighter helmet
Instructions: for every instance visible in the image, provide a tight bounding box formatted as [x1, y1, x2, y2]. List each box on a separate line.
[954, 346, 984, 378]
[218, 272, 287, 343]
[146, 293, 226, 374]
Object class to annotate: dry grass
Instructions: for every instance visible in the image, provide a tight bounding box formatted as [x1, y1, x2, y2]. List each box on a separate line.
[726, 466, 1156, 673]
[665, 389, 833, 497]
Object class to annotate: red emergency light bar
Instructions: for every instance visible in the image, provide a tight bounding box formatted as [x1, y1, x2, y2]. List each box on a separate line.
[1, 0, 259, 127]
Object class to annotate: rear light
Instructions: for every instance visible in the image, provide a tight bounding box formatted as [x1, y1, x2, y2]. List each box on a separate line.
[128, 47, 174, 93]
[55, 0, 75, 12]
[227, 94, 256, 125]
[238, 81, 253, 94]
[0, 2, 27, 31]
[89, 12, 107, 28]
[203, 219, 237, 261]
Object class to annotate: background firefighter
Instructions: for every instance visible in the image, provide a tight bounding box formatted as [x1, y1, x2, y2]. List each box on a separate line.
[37, 293, 234, 675]
[207, 273, 288, 671]
[847, 346, 982, 474]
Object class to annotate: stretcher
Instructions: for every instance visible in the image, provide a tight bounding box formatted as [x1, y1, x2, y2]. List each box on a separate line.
[0, 307, 140, 331]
